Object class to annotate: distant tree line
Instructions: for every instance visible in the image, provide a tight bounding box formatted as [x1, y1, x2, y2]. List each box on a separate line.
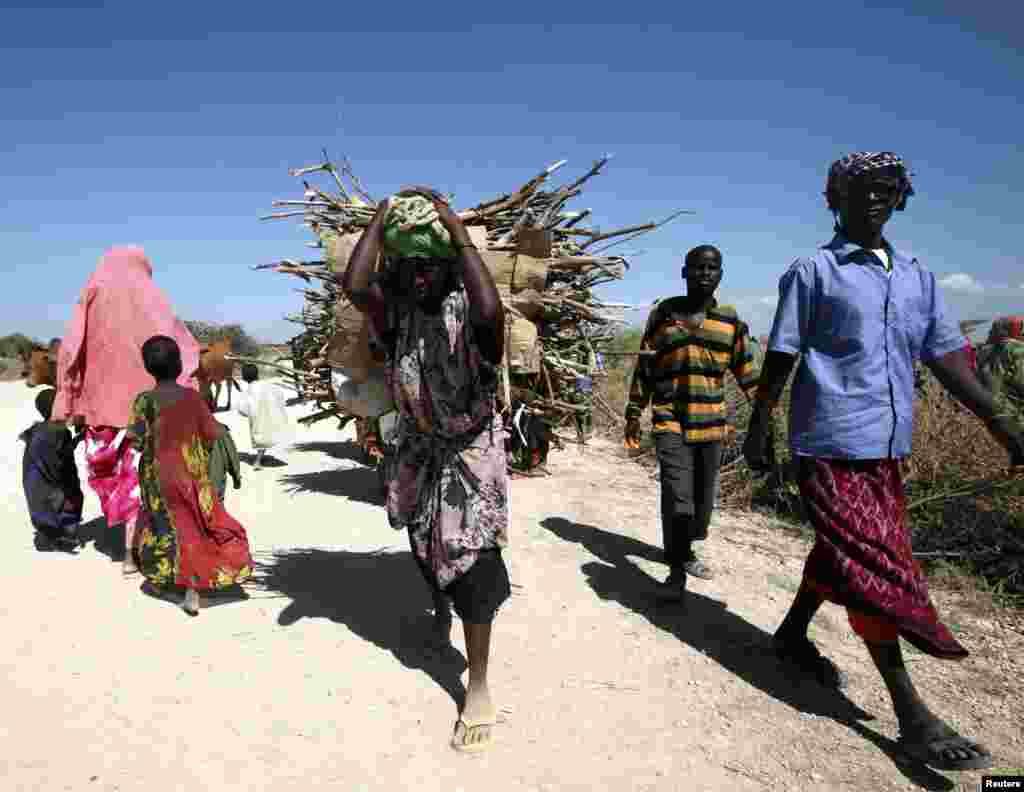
[182, 321, 261, 358]
[0, 333, 43, 360]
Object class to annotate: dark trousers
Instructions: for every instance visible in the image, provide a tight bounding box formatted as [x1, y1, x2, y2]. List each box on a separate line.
[654, 433, 722, 570]
[407, 530, 511, 624]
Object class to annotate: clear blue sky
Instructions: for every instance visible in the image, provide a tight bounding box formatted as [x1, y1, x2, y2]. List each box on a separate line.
[2, 1, 1021, 342]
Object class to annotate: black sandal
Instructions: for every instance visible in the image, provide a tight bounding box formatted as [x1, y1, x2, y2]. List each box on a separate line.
[898, 723, 994, 771]
[773, 636, 849, 689]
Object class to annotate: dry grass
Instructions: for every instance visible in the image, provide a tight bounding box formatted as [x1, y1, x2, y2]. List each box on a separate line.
[597, 358, 1024, 602]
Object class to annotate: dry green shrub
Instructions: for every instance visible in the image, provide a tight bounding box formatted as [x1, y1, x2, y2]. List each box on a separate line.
[601, 349, 1024, 599]
[906, 368, 1024, 596]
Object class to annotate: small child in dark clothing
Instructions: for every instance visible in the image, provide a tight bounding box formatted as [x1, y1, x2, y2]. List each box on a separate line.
[207, 420, 242, 502]
[20, 388, 84, 552]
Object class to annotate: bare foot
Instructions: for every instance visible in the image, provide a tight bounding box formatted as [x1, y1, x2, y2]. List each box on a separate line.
[452, 684, 496, 753]
[899, 717, 993, 771]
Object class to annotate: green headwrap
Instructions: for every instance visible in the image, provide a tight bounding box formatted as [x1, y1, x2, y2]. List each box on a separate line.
[381, 194, 456, 260]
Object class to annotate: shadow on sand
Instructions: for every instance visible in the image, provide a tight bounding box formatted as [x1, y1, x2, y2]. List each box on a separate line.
[75, 515, 126, 562]
[238, 452, 288, 469]
[540, 517, 955, 791]
[291, 440, 369, 466]
[250, 547, 466, 709]
[277, 458, 384, 507]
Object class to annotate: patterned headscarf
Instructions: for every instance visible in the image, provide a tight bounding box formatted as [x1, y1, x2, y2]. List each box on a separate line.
[825, 151, 915, 212]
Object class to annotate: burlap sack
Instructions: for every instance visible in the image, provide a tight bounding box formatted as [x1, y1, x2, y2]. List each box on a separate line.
[322, 230, 363, 275]
[331, 368, 394, 418]
[478, 251, 549, 293]
[508, 315, 541, 374]
[509, 288, 545, 320]
[516, 227, 552, 259]
[326, 302, 375, 383]
[510, 255, 549, 293]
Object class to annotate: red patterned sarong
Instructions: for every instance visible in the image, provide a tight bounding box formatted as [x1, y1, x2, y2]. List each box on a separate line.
[797, 457, 966, 659]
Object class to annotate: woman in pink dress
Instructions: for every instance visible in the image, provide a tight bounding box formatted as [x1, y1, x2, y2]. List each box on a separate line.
[52, 247, 201, 574]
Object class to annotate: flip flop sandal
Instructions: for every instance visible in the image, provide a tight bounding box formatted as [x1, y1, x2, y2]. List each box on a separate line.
[451, 716, 495, 754]
[773, 637, 849, 690]
[898, 730, 994, 771]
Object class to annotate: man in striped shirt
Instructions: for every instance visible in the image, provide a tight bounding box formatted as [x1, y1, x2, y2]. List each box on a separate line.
[625, 245, 759, 596]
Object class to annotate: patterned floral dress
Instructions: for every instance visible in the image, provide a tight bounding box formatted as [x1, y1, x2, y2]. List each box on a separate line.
[375, 287, 509, 590]
[128, 387, 252, 590]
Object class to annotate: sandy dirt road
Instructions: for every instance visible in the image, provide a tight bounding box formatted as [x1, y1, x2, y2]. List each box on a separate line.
[1, 380, 1021, 792]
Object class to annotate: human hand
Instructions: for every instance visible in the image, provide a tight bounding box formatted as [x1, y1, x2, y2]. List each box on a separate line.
[742, 410, 773, 473]
[985, 415, 1024, 471]
[623, 418, 642, 451]
[233, 478, 242, 490]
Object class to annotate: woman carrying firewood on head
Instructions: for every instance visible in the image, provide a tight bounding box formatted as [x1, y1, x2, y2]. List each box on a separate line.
[340, 187, 510, 753]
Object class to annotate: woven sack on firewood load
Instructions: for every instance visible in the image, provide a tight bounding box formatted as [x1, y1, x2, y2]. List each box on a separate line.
[326, 301, 376, 383]
[508, 315, 540, 374]
[509, 288, 545, 320]
[331, 367, 394, 418]
[478, 251, 549, 293]
[319, 230, 362, 274]
[511, 254, 548, 293]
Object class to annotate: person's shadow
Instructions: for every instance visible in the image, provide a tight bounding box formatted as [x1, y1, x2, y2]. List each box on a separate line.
[291, 440, 368, 465]
[250, 547, 466, 710]
[76, 515, 123, 561]
[277, 466, 385, 506]
[540, 517, 956, 791]
[238, 452, 288, 468]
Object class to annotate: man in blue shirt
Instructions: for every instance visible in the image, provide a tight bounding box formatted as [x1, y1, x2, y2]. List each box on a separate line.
[744, 151, 1023, 773]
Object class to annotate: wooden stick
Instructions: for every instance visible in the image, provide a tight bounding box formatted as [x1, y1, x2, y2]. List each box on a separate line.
[458, 159, 567, 223]
[224, 355, 304, 380]
[260, 210, 309, 221]
[289, 163, 332, 178]
[321, 149, 352, 202]
[580, 222, 658, 250]
[565, 155, 611, 193]
[594, 392, 624, 425]
[341, 157, 376, 205]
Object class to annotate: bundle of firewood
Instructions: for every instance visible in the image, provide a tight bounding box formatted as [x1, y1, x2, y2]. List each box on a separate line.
[255, 151, 688, 430]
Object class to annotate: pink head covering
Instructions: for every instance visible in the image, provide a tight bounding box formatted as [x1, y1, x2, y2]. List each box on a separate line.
[52, 246, 201, 428]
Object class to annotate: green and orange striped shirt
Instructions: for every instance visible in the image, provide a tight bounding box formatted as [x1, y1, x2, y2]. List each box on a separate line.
[626, 298, 759, 443]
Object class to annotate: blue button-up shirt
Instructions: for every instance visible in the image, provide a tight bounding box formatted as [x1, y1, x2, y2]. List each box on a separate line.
[768, 234, 965, 459]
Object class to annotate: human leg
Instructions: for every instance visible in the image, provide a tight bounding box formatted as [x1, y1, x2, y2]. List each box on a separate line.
[446, 551, 510, 752]
[772, 581, 848, 689]
[680, 442, 722, 580]
[122, 516, 140, 575]
[866, 639, 992, 770]
[181, 588, 201, 617]
[451, 621, 496, 751]
[653, 430, 696, 589]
